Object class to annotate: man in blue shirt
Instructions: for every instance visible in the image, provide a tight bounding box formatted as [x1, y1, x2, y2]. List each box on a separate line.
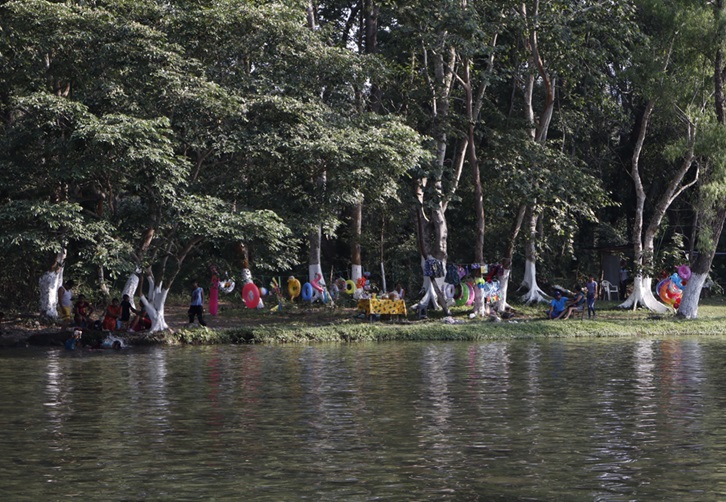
[188, 281, 207, 327]
[546, 290, 568, 319]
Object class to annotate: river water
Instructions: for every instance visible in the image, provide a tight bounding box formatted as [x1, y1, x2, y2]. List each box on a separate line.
[1, 337, 725, 500]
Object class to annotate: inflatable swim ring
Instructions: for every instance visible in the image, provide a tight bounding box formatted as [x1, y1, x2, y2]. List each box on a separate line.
[311, 273, 324, 292]
[677, 264, 692, 282]
[455, 283, 469, 307]
[287, 277, 301, 300]
[465, 282, 475, 306]
[301, 282, 313, 302]
[242, 283, 260, 309]
[220, 280, 235, 294]
[444, 283, 456, 299]
[345, 279, 356, 295]
[657, 277, 683, 308]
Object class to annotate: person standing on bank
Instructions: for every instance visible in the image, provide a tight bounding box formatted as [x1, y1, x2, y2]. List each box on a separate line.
[619, 262, 629, 300]
[586, 275, 598, 318]
[57, 280, 75, 324]
[188, 281, 207, 327]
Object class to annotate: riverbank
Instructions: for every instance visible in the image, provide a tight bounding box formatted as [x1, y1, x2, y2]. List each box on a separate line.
[3, 296, 726, 348]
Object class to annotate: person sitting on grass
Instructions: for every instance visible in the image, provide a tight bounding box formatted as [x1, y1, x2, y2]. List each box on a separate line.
[73, 295, 94, 328]
[128, 306, 152, 333]
[561, 285, 586, 320]
[102, 298, 122, 331]
[546, 290, 568, 319]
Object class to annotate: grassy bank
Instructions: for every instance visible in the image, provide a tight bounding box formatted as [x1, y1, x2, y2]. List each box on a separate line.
[141, 297, 726, 345]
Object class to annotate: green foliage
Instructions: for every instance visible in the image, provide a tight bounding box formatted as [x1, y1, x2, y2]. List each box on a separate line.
[2, 0, 726, 312]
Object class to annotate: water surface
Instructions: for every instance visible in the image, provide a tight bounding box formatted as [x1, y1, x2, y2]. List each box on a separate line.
[1, 337, 726, 500]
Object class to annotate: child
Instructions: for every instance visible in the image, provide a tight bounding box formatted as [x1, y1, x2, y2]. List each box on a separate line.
[65, 329, 83, 351]
[188, 281, 207, 327]
[102, 298, 122, 331]
[586, 275, 598, 318]
[119, 294, 137, 330]
[73, 295, 94, 328]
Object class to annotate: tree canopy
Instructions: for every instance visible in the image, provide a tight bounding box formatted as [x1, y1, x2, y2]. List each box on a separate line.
[2, 0, 726, 318]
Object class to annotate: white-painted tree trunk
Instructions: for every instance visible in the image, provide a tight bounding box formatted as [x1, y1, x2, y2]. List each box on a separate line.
[618, 276, 669, 313]
[495, 267, 511, 313]
[39, 266, 63, 319]
[141, 276, 169, 332]
[351, 264, 362, 283]
[97, 265, 110, 298]
[122, 272, 140, 309]
[677, 272, 707, 319]
[412, 257, 445, 311]
[417, 276, 445, 310]
[39, 249, 66, 319]
[307, 223, 329, 304]
[520, 259, 548, 304]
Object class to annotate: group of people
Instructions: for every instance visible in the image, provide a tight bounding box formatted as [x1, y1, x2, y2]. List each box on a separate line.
[546, 275, 599, 320]
[58, 279, 209, 331]
[57, 281, 151, 332]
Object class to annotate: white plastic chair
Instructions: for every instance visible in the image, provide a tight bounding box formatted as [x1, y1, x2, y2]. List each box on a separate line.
[601, 280, 619, 301]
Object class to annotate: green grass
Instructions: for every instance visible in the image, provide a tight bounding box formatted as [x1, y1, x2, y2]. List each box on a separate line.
[157, 297, 726, 345]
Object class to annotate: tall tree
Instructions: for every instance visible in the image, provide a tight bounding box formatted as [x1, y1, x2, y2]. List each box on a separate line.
[679, 0, 726, 318]
[619, 0, 708, 312]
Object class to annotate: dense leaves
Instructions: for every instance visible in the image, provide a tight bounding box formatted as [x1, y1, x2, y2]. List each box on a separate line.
[1, 0, 725, 312]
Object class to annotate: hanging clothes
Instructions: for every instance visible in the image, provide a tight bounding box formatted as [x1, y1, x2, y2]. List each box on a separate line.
[445, 263, 461, 285]
[424, 258, 445, 278]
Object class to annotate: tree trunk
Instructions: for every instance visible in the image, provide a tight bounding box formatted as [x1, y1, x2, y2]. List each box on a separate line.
[306, 0, 317, 30]
[414, 256, 450, 315]
[308, 225, 326, 303]
[520, 209, 548, 303]
[412, 44, 456, 315]
[677, 272, 708, 319]
[619, 105, 650, 310]
[518, 1, 556, 304]
[621, 98, 698, 312]
[679, 208, 726, 318]
[351, 201, 363, 282]
[97, 265, 110, 300]
[496, 205, 526, 312]
[121, 271, 140, 309]
[496, 266, 511, 312]
[237, 243, 263, 308]
[363, 0, 381, 112]
[141, 275, 169, 333]
[462, 56, 485, 266]
[39, 249, 66, 319]
[628, 276, 668, 313]
[679, 9, 726, 318]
